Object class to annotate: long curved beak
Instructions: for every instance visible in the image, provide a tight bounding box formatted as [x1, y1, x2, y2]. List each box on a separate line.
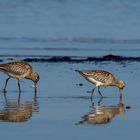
[119, 88, 123, 98]
[34, 82, 37, 88]
[34, 82, 37, 94]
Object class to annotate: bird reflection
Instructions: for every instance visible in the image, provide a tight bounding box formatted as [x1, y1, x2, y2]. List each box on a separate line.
[0, 93, 39, 122]
[78, 97, 125, 125]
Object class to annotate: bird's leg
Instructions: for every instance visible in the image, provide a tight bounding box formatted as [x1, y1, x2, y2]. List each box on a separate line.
[98, 96, 103, 105]
[98, 87, 103, 98]
[18, 91, 21, 104]
[3, 77, 11, 93]
[90, 87, 96, 100]
[18, 80, 21, 93]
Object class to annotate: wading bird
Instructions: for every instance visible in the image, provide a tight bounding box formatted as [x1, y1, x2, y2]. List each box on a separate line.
[76, 70, 125, 99]
[0, 61, 39, 93]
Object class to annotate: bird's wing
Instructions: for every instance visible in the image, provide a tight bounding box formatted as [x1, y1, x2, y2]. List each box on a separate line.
[78, 70, 112, 83]
[0, 61, 32, 76]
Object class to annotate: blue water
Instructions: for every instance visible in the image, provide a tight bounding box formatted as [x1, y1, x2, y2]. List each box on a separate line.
[0, 1, 140, 140]
[0, 62, 138, 140]
[0, 0, 140, 38]
[0, 0, 140, 57]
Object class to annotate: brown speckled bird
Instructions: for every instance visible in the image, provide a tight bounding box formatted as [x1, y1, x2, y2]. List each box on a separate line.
[76, 70, 125, 98]
[0, 61, 39, 93]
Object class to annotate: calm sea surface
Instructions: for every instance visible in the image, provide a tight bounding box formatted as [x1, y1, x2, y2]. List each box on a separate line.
[0, 0, 140, 140]
[0, 0, 140, 57]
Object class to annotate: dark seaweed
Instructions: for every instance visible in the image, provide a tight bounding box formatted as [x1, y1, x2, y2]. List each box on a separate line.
[23, 55, 140, 63]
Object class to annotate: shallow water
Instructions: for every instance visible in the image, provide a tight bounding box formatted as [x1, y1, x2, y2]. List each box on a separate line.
[0, 0, 140, 139]
[0, 61, 139, 139]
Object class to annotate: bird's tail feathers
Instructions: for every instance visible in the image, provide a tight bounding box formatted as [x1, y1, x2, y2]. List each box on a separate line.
[0, 65, 7, 72]
[75, 70, 87, 78]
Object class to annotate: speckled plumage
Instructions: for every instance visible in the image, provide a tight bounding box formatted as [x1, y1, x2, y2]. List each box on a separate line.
[0, 61, 39, 93]
[76, 69, 125, 98]
[77, 70, 118, 86]
[0, 61, 32, 79]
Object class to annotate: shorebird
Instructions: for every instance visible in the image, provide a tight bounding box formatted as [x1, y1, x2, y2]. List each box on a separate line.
[0, 61, 39, 93]
[76, 70, 125, 98]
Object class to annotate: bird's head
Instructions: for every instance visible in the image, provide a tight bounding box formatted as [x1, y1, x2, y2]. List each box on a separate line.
[118, 80, 125, 89]
[118, 80, 125, 94]
[31, 72, 40, 88]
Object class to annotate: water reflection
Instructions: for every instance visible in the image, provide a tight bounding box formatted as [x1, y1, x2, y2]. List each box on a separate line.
[0, 93, 39, 122]
[78, 97, 125, 125]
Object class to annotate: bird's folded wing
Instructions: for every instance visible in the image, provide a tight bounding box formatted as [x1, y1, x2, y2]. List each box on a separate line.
[83, 71, 111, 83]
[0, 63, 30, 76]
